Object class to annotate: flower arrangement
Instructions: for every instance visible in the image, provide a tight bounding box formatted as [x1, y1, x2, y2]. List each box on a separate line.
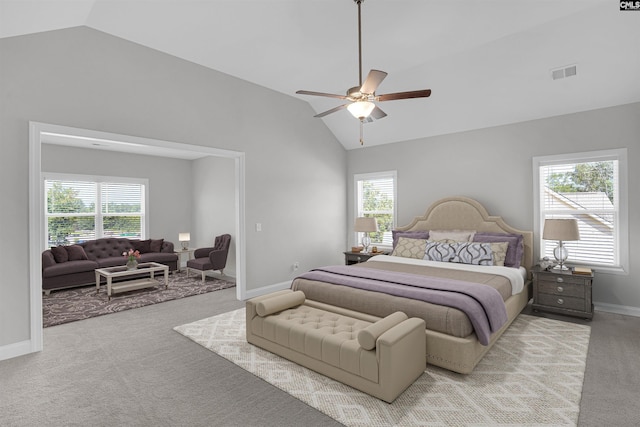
[123, 248, 141, 262]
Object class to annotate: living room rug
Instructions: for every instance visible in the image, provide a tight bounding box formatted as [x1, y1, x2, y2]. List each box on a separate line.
[43, 271, 235, 327]
[174, 309, 591, 426]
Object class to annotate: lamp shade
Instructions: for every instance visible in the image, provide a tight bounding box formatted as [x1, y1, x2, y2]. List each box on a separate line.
[354, 217, 378, 233]
[178, 232, 191, 242]
[347, 101, 375, 119]
[542, 219, 580, 241]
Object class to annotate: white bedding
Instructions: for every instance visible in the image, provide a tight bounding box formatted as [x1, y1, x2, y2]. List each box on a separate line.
[366, 254, 526, 295]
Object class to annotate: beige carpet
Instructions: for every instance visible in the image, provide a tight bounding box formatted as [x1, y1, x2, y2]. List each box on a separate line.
[174, 309, 591, 426]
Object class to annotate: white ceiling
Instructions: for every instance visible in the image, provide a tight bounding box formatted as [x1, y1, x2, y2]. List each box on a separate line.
[2, 0, 639, 150]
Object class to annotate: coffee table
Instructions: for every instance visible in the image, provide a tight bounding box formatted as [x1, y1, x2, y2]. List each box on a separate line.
[95, 262, 169, 300]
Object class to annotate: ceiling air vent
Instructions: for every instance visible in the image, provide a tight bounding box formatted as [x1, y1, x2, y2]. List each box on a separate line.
[551, 64, 577, 80]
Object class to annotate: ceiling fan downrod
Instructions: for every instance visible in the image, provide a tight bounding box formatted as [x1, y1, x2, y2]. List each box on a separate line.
[355, 0, 364, 87]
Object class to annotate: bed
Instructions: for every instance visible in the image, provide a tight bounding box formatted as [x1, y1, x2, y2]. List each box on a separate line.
[291, 196, 533, 374]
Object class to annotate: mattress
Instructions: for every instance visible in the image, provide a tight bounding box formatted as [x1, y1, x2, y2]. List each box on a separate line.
[291, 255, 526, 339]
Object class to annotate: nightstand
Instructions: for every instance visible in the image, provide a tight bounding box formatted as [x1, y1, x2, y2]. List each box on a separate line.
[532, 266, 594, 319]
[343, 251, 383, 265]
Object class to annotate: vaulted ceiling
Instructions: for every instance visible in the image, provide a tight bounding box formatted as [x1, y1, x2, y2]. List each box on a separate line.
[2, 0, 638, 150]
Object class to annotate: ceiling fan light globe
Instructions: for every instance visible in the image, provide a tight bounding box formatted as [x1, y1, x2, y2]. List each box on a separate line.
[347, 101, 375, 119]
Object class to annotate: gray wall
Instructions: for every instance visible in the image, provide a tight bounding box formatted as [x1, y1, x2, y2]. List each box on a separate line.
[41, 144, 193, 245]
[192, 156, 236, 276]
[0, 27, 346, 350]
[348, 102, 640, 312]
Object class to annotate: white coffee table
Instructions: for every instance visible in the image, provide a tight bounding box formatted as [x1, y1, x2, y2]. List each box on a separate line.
[95, 262, 169, 300]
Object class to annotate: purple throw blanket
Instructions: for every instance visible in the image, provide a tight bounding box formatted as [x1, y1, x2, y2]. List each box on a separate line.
[297, 265, 508, 345]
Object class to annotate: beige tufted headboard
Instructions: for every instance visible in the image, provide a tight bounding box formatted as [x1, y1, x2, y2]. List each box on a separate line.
[395, 196, 533, 271]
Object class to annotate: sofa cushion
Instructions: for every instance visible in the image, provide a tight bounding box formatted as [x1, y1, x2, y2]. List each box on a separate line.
[81, 238, 133, 260]
[50, 246, 69, 263]
[42, 260, 98, 278]
[149, 239, 164, 253]
[65, 245, 89, 261]
[132, 239, 151, 253]
[139, 252, 178, 264]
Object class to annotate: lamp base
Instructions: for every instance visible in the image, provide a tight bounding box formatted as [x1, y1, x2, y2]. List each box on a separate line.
[181, 241, 189, 250]
[552, 264, 570, 271]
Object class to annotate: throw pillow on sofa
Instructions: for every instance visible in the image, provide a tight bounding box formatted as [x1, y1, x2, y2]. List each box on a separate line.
[65, 245, 89, 261]
[132, 239, 151, 253]
[149, 239, 164, 253]
[51, 246, 69, 263]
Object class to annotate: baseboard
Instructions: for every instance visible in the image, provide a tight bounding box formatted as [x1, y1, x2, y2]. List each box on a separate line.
[243, 281, 291, 300]
[0, 339, 38, 362]
[595, 302, 640, 318]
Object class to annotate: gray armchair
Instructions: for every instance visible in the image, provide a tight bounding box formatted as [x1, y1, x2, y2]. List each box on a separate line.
[186, 234, 231, 284]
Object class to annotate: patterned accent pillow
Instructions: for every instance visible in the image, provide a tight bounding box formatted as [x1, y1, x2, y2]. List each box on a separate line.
[391, 230, 430, 249]
[391, 237, 428, 259]
[424, 241, 495, 266]
[424, 240, 458, 262]
[488, 242, 509, 267]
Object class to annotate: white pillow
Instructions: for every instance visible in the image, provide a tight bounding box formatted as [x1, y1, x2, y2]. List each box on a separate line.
[428, 229, 476, 243]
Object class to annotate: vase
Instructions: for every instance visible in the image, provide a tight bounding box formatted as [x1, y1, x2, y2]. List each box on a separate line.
[126, 259, 138, 270]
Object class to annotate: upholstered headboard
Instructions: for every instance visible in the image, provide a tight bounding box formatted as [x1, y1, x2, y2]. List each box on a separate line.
[395, 196, 533, 271]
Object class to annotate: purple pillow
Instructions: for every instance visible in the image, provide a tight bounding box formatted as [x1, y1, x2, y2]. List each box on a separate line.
[392, 230, 430, 249]
[149, 239, 164, 253]
[65, 245, 89, 261]
[473, 232, 524, 268]
[50, 246, 69, 263]
[132, 239, 151, 253]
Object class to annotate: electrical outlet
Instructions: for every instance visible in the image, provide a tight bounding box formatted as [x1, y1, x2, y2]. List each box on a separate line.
[293, 262, 299, 271]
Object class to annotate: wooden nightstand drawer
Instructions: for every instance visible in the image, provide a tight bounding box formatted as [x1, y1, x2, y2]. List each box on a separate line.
[536, 280, 585, 298]
[536, 272, 589, 286]
[536, 293, 587, 312]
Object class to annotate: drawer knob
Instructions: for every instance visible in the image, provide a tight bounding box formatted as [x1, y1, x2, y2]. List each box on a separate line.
[557, 286, 564, 293]
[557, 298, 564, 305]
[556, 277, 564, 283]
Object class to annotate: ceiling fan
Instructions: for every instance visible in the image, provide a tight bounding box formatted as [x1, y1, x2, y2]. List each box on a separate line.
[296, 0, 431, 145]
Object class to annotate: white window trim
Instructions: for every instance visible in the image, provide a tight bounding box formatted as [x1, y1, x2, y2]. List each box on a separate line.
[532, 148, 628, 275]
[353, 170, 397, 249]
[43, 172, 149, 248]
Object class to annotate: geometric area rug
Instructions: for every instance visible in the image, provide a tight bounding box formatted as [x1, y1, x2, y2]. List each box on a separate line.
[43, 271, 235, 328]
[174, 309, 591, 427]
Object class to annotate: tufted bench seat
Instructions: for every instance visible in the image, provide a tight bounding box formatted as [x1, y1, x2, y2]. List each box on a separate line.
[246, 289, 426, 403]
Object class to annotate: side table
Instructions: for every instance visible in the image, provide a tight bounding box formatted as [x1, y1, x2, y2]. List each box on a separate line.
[343, 251, 386, 265]
[532, 266, 594, 319]
[174, 248, 195, 272]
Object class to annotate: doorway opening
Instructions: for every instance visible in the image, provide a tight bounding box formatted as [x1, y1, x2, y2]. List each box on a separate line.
[28, 122, 246, 353]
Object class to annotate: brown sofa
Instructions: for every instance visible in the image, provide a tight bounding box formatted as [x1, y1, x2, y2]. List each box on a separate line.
[42, 237, 178, 294]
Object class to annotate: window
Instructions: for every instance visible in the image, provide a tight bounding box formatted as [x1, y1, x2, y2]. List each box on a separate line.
[44, 173, 148, 247]
[354, 171, 397, 248]
[533, 149, 628, 273]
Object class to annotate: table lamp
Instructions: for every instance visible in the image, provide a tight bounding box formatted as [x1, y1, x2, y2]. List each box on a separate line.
[542, 219, 580, 270]
[178, 232, 190, 250]
[354, 217, 378, 253]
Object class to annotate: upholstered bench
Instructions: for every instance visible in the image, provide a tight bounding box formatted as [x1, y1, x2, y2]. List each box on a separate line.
[246, 289, 426, 403]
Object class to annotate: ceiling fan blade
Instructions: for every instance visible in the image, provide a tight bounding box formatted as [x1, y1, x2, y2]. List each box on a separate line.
[314, 104, 348, 118]
[360, 69, 388, 94]
[370, 106, 387, 120]
[296, 90, 348, 100]
[377, 89, 432, 102]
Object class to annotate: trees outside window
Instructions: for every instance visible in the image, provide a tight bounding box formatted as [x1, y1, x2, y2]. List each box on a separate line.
[534, 149, 628, 272]
[45, 174, 147, 247]
[355, 171, 396, 248]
